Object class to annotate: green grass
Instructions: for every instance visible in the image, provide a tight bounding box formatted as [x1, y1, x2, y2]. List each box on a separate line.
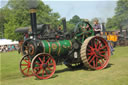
[0, 46, 128, 85]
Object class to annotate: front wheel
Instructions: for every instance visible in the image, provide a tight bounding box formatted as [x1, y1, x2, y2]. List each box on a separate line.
[31, 53, 56, 79]
[19, 55, 33, 76]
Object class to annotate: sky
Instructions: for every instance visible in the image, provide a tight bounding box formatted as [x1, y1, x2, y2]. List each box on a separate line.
[0, 0, 118, 22]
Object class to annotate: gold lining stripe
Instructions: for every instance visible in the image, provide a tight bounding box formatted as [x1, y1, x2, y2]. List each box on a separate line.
[69, 40, 72, 49]
[47, 42, 51, 54]
[42, 41, 45, 53]
[30, 9, 36, 13]
[57, 41, 61, 55]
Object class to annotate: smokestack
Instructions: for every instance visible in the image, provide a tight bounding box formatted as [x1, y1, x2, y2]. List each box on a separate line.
[28, 0, 38, 39]
[126, 28, 128, 40]
[120, 25, 122, 34]
[62, 18, 67, 32]
[102, 23, 105, 35]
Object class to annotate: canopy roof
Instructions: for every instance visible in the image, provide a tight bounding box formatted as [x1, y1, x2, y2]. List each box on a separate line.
[0, 39, 18, 45]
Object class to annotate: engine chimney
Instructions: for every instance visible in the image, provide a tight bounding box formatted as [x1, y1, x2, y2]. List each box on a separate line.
[30, 9, 37, 38]
[120, 25, 122, 34]
[126, 28, 128, 40]
[102, 23, 105, 35]
[28, 0, 38, 39]
[62, 18, 67, 32]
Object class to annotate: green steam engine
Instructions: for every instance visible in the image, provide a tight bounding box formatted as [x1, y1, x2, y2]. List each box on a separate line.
[16, 1, 111, 79]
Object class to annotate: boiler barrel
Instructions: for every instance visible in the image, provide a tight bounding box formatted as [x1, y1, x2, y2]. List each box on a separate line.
[40, 40, 72, 56]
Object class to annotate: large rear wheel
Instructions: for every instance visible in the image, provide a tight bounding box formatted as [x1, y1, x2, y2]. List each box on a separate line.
[80, 36, 110, 70]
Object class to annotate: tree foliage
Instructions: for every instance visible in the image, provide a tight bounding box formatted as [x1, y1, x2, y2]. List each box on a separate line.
[106, 0, 128, 30]
[1, 0, 60, 40]
[66, 15, 81, 31]
[69, 15, 81, 25]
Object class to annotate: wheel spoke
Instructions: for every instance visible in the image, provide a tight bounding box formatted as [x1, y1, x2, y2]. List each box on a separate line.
[98, 60, 102, 65]
[91, 40, 93, 46]
[48, 63, 54, 66]
[34, 67, 40, 70]
[21, 64, 28, 66]
[88, 45, 94, 51]
[87, 49, 91, 52]
[24, 60, 29, 63]
[93, 59, 95, 67]
[96, 40, 100, 46]
[99, 51, 106, 54]
[22, 67, 28, 72]
[87, 52, 93, 56]
[27, 68, 30, 74]
[26, 56, 30, 60]
[38, 57, 43, 64]
[36, 68, 42, 74]
[89, 55, 95, 64]
[96, 58, 98, 67]
[45, 70, 49, 76]
[42, 56, 45, 64]
[35, 62, 40, 65]
[87, 55, 93, 61]
[94, 42, 97, 49]
[98, 42, 102, 49]
[42, 69, 45, 77]
[98, 57, 104, 64]
[99, 54, 106, 59]
[47, 67, 53, 71]
[100, 45, 107, 50]
[46, 57, 51, 64]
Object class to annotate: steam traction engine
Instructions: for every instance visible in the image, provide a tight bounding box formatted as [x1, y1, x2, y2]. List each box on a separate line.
[17, 6, 111, 80]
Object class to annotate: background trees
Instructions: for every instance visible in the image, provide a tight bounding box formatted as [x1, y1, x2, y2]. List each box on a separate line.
[106, 0, 128, 31]
[0, 0, 60, 40]
[1, 0, 127, 40]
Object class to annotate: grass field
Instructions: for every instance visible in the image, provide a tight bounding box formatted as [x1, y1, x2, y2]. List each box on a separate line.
[0, 46, 128, 85]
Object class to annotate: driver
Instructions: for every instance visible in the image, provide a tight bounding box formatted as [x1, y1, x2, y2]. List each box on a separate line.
[93, 19, 101, 35]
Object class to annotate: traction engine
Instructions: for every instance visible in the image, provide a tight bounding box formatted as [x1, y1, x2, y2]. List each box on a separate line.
[16, 2, 111, 79]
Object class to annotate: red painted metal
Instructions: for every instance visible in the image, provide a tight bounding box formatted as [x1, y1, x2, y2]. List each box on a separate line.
[86, 36, 110, 70]
[20, 55, 33, 76]
[31, 53, 56, 79]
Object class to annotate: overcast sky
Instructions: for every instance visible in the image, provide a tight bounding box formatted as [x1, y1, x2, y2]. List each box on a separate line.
[0, 0, 118, 22]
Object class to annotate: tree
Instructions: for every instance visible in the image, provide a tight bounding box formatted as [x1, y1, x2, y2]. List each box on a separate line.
[66, 21, 75, 31]
[0, 9, 5, 38]
[69, 15, 81, 25]
[2, 0, 60, 40]
[106, 0, 128, 30]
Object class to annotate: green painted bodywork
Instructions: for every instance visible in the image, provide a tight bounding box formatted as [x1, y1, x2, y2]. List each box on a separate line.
[41, 40, 72, 56]
[39, 21, 94, 57]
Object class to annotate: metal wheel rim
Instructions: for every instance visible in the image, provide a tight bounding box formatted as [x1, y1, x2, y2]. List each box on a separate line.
[31, 53, 56, 79]
[81, 36, 110, 70]
[19, 55, 33, 76]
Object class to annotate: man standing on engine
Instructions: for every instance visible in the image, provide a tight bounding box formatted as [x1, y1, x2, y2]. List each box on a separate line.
[93, 19, 101, 35]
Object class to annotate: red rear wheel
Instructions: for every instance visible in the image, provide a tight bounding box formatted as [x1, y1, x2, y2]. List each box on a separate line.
[81, 36, 110, 70]
[31, 53, 56, 79]
[20, 55, 33, 76]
